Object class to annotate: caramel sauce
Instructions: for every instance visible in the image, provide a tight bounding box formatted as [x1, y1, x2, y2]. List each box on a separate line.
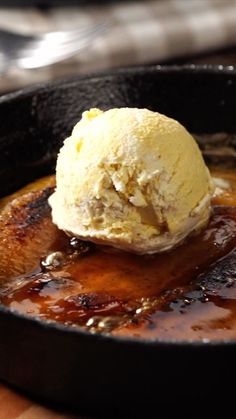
[0, 170, 236, 341]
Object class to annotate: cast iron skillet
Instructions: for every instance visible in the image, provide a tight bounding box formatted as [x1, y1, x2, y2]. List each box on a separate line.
[0, 65, 236, 416]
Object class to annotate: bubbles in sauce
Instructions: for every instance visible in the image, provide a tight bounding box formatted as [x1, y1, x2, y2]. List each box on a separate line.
[0, 170, 236, 341]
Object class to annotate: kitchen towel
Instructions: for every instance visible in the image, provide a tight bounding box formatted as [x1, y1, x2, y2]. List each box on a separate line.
[1, 0, 236, 93]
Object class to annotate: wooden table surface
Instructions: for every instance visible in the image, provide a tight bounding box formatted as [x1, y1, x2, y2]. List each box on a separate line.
[1, 46, 236, 418]
[0, 384, 82, 419]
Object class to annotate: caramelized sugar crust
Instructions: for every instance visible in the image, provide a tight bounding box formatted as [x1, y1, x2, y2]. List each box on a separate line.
[0, 171, 236, 341]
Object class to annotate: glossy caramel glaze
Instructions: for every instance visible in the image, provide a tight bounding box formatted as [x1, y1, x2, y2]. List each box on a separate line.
[0, 171, 236, 341]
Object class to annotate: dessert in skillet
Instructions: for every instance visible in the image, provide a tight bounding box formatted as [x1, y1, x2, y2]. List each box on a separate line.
[0, 108, 236, 341]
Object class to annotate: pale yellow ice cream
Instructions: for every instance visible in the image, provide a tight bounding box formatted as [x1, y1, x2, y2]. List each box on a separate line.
[49, 108, 214, 254]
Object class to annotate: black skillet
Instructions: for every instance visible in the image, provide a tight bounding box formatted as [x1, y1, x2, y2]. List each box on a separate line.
[0, 65, 236, 417]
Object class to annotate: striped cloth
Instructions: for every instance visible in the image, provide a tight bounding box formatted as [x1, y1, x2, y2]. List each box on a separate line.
[1, 0, 236, 93]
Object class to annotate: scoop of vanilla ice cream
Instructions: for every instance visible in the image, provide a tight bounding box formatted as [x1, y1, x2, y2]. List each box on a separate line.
[49, 108, 214, 254]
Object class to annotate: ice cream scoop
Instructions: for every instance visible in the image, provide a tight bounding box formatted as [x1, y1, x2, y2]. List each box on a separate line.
[49, 108, 214, 254]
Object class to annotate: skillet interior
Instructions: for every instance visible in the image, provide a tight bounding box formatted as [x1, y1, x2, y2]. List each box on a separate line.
[0, 65, 236, 415]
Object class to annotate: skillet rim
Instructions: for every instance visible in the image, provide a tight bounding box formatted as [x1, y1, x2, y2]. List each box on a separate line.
[0, 63, 235, 106]
[1, 63, 236, 349]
